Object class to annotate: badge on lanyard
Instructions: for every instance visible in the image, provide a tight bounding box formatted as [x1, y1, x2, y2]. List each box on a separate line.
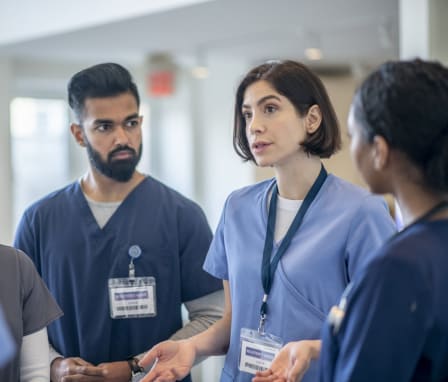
[238, 166, 328, 374]
[239, 328, 283, 374]
[108, 245, 157, 319]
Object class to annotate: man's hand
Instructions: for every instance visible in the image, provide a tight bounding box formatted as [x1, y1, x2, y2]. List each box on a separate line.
[252, 340, 321, 382]
[50, 356, 104, 381]
[97, 361, 133, 381]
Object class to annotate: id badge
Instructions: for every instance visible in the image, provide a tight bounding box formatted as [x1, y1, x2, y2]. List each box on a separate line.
[239, 328, 283, 374]
[108, 277, 156, 319]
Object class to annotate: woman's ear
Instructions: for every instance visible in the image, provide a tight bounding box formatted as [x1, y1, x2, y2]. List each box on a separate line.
[70, 123, 86, 147]
[372, 135, 390, 170]
[305, 105, 323, 134]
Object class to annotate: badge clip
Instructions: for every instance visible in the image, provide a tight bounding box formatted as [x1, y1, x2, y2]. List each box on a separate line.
[128, 245, 142, 279]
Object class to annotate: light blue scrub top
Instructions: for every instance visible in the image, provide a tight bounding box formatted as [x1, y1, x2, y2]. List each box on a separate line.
[204, 174, 396, 382]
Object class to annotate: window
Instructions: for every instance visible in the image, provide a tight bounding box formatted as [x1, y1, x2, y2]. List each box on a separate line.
[10, 97, 70, 228]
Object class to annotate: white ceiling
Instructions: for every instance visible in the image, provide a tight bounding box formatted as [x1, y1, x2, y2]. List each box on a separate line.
[0, 0, 399, 68]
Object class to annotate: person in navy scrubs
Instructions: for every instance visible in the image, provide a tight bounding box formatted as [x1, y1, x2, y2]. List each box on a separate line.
[318, 58, 448, 382]
[14, 63, 223, 382]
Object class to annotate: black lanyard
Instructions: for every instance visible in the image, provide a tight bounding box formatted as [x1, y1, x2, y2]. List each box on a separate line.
[390, 200, 448, 241]
[258, 164, 328, 333]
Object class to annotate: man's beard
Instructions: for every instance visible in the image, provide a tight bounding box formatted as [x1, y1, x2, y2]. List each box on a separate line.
[85, 140, 142, 182]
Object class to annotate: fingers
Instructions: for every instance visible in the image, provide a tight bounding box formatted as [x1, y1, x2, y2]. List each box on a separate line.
[66, 359, 104, 377]
[253, 369, 285, 382]
[55, 357, 104, 381]
[255, 369, 272, 377]
[73, 365, 104, 377]
[71, 358, 94, 367]
[61, 374, 103, 381]
[253, 369, 272, 381]
[139, 347, 159, 368]
[252, 375, 275, 381]
[141, 368, 176, 382]
[287, 358, 310, 382]
[140, 366, 161, 382]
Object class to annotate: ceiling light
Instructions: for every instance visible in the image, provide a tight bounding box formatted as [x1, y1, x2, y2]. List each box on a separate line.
[191, 66, 209, 79]
[305, 48, 323, 61]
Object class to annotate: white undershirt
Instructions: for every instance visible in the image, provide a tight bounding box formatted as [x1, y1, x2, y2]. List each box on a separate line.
[21, 328, 50, 381]
[274, 194, 303, 243]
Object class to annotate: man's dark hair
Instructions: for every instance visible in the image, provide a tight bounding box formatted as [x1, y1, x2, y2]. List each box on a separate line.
[233, 60, 341, 162]
[353, 58, 448, 192]
[68, 62, 140, 121]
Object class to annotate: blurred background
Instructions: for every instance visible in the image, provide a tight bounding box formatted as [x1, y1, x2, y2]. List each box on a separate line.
[0, 0, 447, 379]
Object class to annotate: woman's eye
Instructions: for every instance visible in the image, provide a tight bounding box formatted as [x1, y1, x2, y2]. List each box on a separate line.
[265, 105, 277, 113]
[242, 111, 252, 120]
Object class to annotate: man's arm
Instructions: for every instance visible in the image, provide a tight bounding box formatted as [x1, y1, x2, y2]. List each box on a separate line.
[170, 289, 224, 340]
[49, 343, 109, 381]
[133, 289, 224, 365]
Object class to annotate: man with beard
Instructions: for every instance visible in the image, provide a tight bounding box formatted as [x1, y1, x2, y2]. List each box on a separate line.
[13, 63, 223, 382]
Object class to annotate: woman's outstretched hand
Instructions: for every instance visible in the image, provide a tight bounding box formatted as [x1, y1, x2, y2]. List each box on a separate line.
[139, 340, 196, 382]
[252, 340, 321, 382]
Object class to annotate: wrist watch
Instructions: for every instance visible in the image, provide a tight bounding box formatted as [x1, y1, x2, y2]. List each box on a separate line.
[127, 357, 145, 382]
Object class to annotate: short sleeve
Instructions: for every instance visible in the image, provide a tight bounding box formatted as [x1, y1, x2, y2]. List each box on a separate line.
[203, 198, 229, 280]
[18, 250, 63, 336]
[14, 210, 41, 272]
[178, 201, 222, 302]
[346, 194, 396, 279]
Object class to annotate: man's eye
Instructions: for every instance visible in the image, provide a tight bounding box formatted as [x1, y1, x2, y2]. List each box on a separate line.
[96, 124, 111, 132]
[126, 119, 140, 128]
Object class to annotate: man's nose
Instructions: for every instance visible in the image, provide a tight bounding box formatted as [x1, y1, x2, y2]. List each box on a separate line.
[114, 125, 130, 145]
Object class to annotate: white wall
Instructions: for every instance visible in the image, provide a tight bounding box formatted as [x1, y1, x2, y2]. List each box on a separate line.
[0, 0, 212, 46]
[0, 57, 13, 244]
[194, 54, 253, 230]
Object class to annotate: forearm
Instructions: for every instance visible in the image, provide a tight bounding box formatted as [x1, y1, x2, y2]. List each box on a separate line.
[189, 309, 231, 358]
[170, 289, 224, 341]
[189, 282, 231, 358]
[133, 289, 224, 362]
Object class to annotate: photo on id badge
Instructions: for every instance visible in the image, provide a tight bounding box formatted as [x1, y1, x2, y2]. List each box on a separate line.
[239, 328, 283, 374]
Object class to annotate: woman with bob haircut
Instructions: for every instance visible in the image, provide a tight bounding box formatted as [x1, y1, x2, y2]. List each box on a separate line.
[139, 60, 395, 382]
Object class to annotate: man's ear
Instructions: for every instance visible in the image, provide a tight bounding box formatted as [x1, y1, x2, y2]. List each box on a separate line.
[305, 105, 322, 134]
[372, 135, 390, 170]
[70, 123, 86, 147]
